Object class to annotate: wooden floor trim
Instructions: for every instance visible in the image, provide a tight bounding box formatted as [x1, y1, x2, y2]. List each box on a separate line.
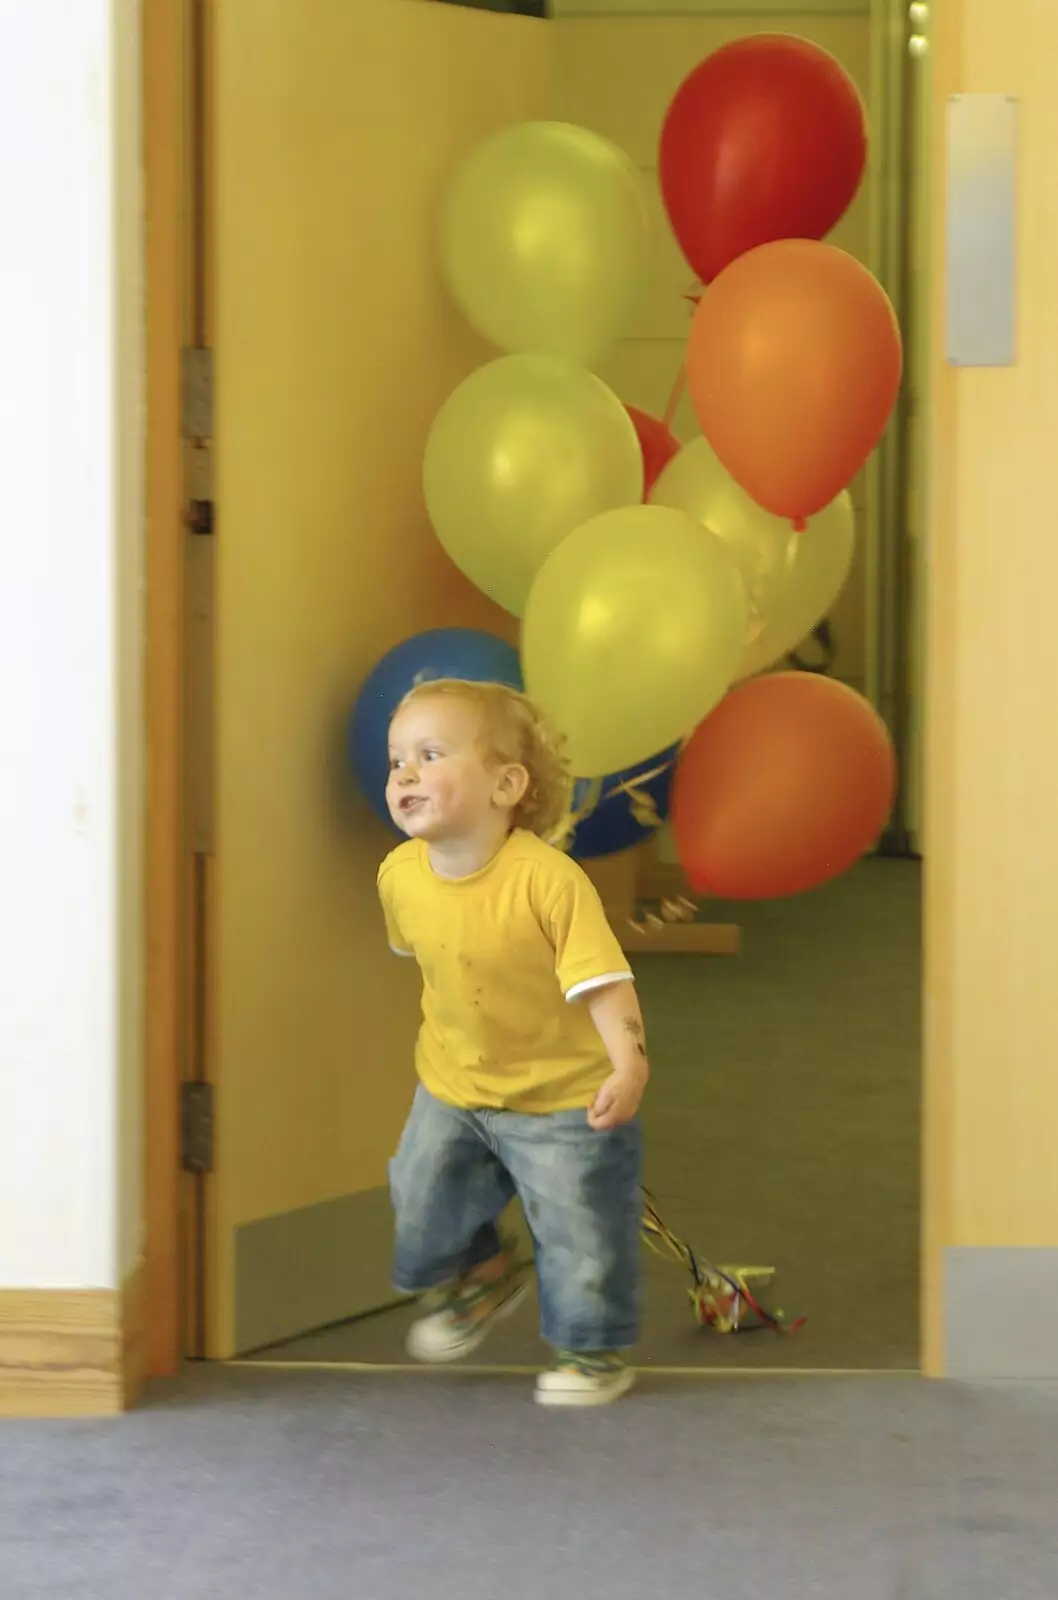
[234, 1358, 921, 1379]
[0, 1265, 146, 1418]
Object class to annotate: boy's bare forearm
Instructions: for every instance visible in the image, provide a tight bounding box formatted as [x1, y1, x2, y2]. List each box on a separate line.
[586, 980, 650, 1082]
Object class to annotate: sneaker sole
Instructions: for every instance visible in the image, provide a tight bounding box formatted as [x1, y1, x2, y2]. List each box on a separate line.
[534, 1366, 637, 1408]
[405, 1277, 531, 1365]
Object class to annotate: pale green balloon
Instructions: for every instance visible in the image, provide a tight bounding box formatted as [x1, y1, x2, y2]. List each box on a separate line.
[423, 354, 643, 617]
[650, 436, 855, 679]
[439, 120, 652, 368]
[522, 504, 748, 778]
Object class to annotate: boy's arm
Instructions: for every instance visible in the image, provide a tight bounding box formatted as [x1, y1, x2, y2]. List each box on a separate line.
[540, 860, 646, 1129]
[585, 979, 649, 1131]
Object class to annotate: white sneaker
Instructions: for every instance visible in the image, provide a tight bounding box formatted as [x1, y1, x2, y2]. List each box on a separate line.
[406, 1260, 531, 1364]
[535, 1351, 636, 1408]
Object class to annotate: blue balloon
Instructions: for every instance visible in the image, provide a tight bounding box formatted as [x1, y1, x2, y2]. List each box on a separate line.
[568, 746, 678, 861]
[347, 628, 522, 829]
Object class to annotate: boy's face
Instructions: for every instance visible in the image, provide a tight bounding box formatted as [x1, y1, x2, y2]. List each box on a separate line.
[386, 696, 521, 843]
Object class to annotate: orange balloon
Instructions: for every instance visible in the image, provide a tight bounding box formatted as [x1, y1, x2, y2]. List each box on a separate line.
[687, 240, 902, 525]
[671, 673, 896, 900]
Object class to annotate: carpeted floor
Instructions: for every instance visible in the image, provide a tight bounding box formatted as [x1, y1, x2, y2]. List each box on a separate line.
[254, 859, 921, 1371]
[3, 1363, 1058, 1599]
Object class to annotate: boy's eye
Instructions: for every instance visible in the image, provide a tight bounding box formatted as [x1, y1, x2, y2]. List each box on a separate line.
[423, 748, 442, 762]
[388, 758, 403, 771]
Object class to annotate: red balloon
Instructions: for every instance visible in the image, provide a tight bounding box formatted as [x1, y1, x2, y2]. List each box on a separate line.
[659, 35, 867, 286]
[671, 674, 896, 901]
[687, 240, 902, 525]
[625, 406, 680, 498]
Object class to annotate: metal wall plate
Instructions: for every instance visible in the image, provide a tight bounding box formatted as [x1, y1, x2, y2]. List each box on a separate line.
[945, 94, 1018, 368]
[946, 1248, 1058, 1378]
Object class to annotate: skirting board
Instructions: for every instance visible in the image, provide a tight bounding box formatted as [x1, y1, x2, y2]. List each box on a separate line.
[234, 1185, 398, 1355]
[0, 1263, 145, 1418]
[234, 1188, 541, 1357]
[945, 1248, 1058, 1379]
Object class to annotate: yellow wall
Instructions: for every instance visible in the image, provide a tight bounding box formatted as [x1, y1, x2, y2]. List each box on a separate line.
[923, 0, 1058, 1370]
[212, 0, 549, 1347]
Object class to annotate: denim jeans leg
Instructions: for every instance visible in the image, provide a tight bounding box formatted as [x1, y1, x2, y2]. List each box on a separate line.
[495, 1108, 642, 1352]
[389, 1086, 515, 1294]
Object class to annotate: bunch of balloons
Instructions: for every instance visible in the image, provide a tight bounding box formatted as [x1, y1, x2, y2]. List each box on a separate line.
[350, 37, 901, 896]
[662, 35, 903, 528]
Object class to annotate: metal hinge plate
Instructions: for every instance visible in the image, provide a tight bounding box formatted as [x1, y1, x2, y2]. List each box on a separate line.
[181, 347, 213, 440]
[183, 349, 214, 537]
[180, 1082, 215, 1175]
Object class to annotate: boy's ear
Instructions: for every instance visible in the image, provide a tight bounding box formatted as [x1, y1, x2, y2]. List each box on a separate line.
[493, 763, 529, 812]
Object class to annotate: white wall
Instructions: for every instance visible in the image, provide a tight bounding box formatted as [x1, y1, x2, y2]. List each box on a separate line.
[0, 1, 143, 1289]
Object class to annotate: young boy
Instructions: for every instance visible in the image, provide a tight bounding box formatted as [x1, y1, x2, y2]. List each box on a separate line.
[378, 678, 649, 1407]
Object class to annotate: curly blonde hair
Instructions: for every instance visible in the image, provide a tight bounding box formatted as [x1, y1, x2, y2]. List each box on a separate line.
[394, 678, 573, 840]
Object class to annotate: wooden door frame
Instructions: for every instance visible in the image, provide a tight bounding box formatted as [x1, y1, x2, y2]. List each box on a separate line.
[139, 0, 942, 1382]
[142, 0, 187, 1378]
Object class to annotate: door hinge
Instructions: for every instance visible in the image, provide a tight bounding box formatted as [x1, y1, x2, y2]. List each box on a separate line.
[180, 1081, 215, 1175]
[182, 347, 215, 537]
[181, 347, 213, 440]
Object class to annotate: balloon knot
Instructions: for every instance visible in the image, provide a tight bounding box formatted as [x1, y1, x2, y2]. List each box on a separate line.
[792, 516, 807, 533]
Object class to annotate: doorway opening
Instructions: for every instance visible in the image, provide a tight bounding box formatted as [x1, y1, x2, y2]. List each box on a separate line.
[146, 0, 928, 1379]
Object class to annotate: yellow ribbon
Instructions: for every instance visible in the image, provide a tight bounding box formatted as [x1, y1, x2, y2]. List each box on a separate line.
[641, 1200, 792, 1334]
[546, 757, 677, 854]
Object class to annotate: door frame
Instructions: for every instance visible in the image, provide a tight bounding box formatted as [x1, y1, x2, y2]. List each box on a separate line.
[142, 0, 187, 1378]
[140, 0, 943, 1381]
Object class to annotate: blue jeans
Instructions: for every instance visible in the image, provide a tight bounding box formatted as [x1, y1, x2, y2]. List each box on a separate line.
[389, 1086, 643, 1353]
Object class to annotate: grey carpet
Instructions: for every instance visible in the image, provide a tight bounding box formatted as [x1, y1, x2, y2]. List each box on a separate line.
[255, 859, 920, 1370]
[3, 1364, 1058, 1599]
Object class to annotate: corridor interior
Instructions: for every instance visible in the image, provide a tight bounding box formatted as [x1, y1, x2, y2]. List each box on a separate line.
[250, 858, 921, 1372]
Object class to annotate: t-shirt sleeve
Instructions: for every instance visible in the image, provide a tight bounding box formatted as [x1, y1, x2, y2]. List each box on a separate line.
[543, 860, 633, 1002]
[377, 864, 414, 958]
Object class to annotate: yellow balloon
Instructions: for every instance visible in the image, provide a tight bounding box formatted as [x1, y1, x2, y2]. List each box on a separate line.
[650, 437, 855, 679]
[522, 505, 748, 778]
[423, 354, 643, 617]
[439, 121, 651, 368]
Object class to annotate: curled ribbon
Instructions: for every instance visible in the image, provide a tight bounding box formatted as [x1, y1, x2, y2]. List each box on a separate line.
[546, 757, 677, 855]
[627, 895, 698, 937]
[641, 1190, 806, 1336]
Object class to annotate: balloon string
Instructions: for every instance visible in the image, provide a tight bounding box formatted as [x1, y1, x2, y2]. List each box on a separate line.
[662, 367, 686, 431]
[662, 282, 701, 432]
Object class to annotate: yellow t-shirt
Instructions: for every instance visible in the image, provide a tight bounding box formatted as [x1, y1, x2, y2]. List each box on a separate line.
[377, 829, 632, 1113]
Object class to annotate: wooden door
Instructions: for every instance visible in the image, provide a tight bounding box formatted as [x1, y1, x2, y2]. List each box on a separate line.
[208, 0, 551, 1356]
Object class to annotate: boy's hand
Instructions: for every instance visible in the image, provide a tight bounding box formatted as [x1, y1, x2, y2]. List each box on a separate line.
[588, 1062, 649, 1131]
